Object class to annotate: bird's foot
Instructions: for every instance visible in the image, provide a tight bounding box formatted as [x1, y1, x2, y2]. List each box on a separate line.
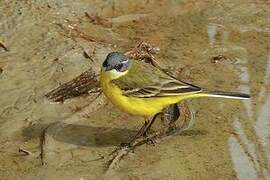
[146, 137, 160, 146]
[119, 142, 132, 149]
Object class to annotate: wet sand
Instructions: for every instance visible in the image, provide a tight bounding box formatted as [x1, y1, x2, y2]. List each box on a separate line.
[0, 1, 269, 179]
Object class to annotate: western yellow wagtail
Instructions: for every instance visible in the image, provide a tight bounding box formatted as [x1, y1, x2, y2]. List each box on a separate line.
[100, 52, 250, 144]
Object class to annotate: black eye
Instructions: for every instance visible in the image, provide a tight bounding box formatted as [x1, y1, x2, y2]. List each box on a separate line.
[115, 64, 123, 71]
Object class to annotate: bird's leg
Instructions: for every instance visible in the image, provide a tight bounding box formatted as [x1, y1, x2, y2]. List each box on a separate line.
[165, 103, 180, 124]
[141, 113, 161, 137]
[119, 113, 160, 148]
[119, 120, 148, 148]
[162, 103, 180, 135]
[130, 113, 160, 146]
[130, 120, 149, 142]
[133, 113, 160, 140]
[162, 101, 195, 136]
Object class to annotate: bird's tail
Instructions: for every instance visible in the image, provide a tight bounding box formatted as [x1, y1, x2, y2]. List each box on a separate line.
[201, 91, 250, 100]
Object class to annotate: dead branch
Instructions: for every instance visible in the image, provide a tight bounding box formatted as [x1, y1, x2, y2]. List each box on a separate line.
[45, 68, 100, 102]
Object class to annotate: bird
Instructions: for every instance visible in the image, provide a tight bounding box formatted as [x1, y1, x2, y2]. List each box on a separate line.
[100, 52, 250, 144]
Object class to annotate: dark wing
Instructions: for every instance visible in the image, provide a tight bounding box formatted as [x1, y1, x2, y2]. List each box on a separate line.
[113, 60, 201, 98]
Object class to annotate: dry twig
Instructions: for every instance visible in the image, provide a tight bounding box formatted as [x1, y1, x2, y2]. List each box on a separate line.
[0, 41, 8, 51]
[19, 147, 34, 156]
[45, 68, 100, 102]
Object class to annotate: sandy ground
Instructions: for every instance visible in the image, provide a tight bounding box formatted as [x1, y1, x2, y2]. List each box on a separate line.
[0, 0, 270, 179]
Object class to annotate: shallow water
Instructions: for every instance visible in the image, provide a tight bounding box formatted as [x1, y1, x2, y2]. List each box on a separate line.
[0, 0, 269, 179]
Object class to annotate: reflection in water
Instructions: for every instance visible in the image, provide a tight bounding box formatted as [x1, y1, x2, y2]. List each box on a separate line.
[207, 23, 228, 49]
[230, 117, 260, 179]
[231, 49, 269, 179]
[229, 135, 258, 180]
[207, 22, 270, 179]
[238, 52, 253, 121]
[207, 23, 218, 46]
[255, 54, 270, 158]
[258, 55, 270, 102]
[255, 96, 270, 147]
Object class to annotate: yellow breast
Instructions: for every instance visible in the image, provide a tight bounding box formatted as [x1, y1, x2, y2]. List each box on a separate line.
[100, 71, 184, 117]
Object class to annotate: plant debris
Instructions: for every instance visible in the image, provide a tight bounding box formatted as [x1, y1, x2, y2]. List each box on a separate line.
[19, 147, 34, 156]
[55, 19, 106, 44]
[45, 68, 100, 102]
[0, 41, 8, 51]
[124, 41, 160, 64]
[84, 12, 112, 27]
[210, 54, 228, 63]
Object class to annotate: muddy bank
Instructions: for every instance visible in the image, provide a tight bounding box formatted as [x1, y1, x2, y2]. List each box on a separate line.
[0, 1, 269, 179]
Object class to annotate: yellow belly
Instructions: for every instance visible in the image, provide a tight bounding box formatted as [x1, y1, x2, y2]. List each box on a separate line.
[100, 76, 186, 117]
[118, 96, 183, 117]
[103, 86, 181, 117]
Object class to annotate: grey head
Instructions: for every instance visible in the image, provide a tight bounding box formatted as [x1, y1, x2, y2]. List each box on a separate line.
[102, 52, 131, 72]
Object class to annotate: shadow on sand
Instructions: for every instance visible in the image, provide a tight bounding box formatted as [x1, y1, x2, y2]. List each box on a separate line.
[22, 123, 208, 147]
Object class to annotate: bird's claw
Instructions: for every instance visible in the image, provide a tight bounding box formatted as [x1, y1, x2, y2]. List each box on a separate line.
[119, 142, 132, 149]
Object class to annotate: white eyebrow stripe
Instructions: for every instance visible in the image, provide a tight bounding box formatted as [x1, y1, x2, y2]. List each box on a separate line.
[121, 60, 129, 63]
